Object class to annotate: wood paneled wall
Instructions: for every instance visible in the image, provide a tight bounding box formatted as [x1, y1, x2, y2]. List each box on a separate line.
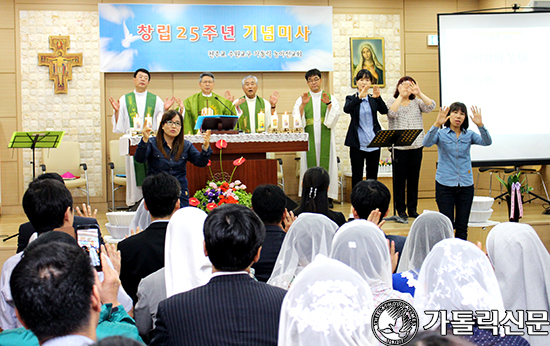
[7, 0, 547, 213]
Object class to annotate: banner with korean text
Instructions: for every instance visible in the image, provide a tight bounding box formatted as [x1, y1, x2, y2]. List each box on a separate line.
[99, 4, 333, 72]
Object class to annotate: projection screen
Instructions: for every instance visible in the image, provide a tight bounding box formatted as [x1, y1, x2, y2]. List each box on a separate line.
[438, 11, 550, 166]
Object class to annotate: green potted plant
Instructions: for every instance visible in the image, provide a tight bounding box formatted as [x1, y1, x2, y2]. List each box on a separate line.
[496, 172, 532, 221]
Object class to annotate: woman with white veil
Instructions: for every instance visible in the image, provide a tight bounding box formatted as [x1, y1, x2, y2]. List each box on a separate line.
[393, 211, 454, 296]
[486, 222, 550, 346]
[414, 238, 529, 345]
[330, 219, 412, 307]
[267, 213, 337, 289]
[278, 255, 376, 346]
[134, 207, 212, 340]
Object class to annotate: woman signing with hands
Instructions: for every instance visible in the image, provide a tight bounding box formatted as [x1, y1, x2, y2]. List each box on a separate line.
[135, 110, 212, 207]
[423, 103, 491, 240]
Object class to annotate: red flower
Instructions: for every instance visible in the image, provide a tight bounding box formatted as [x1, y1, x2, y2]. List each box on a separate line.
[206, 202, 218, 211]
[225, 196, 238, 204]
[207, 160, 211, 167]
[219, 182, 230, 192]
[215, 139, 228, 149]
[189, 197, 200, 207]
[233, 157, 246, 166]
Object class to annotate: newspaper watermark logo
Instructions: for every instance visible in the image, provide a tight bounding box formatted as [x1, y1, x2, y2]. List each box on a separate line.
[372, 299, 419, 345]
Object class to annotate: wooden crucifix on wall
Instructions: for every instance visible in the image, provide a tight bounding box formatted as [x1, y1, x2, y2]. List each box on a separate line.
[38, 35, 83, 94]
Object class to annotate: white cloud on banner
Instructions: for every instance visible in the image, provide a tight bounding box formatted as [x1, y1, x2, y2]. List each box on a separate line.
[99, 4, 134, 25]
[153, 4, 188, 22]
[288, 6, 332, 27]
[100, 37, 137, 71]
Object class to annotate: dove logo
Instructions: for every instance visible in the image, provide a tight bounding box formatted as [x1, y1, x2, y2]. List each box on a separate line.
[371, 299, 419, 345]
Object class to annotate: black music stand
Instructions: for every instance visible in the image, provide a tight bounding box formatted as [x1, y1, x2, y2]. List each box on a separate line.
[368, 129, 422, 224]
[8, 131, 65, 180]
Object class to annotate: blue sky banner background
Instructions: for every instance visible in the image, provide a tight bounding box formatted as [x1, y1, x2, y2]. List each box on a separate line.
[99, 4, 333, 72]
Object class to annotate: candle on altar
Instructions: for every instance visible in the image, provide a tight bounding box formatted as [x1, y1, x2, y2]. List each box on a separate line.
[257, 110, 265, 132]
[282, 112, 290, 129]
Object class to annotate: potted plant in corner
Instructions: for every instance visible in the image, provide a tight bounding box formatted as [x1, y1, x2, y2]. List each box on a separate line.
[496, 172, 532, 222]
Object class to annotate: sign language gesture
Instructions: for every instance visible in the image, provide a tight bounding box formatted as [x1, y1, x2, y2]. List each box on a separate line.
[372, 85, 381, 98]
[269, 91, 280, 108]
[434, 106, 450, 128]
[202, 129, 211, 151]
[142, 123, 153, 142]
[469, 106, 484, 127]
[358, 83, 370, 99]
[409, 81, 421, 96]
[164, 96, 177, 111]
[397, 82, 411, 99]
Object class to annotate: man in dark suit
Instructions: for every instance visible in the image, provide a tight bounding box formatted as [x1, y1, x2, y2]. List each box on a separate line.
[343, 69, 389, 188]
[16, 173, 101, 253]
[251, 184, 295, 282]
[350, 179, 407, 262]
[150, 204, 287, 346]
[118, 172, 181, 304]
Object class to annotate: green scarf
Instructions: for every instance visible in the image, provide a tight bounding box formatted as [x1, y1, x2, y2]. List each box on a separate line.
[125, 91, 157, 127]
[304, 92, 332, 171]
[238, 97, 266, 133]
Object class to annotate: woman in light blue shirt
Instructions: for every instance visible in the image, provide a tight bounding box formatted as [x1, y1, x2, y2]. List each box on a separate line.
[423, 102, 491, 240]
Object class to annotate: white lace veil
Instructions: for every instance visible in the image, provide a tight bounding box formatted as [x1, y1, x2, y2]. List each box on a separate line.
[330, 219, 392, 288]
[414, 238, 505, 329]
[396, 211, 454, 273]
[267, 213, 337, 289]
[165, 207, 212, 298]
[486, 222, 550, 346]
[278, 254, 375, 346]
[129, 199, 152, 232]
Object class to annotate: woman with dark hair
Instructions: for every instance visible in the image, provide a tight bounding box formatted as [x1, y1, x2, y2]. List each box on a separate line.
[293, 167, 346, 226]
[135, 110, 212, 207]
[423, 103, 491, 240]
[387, 77, 436, 220]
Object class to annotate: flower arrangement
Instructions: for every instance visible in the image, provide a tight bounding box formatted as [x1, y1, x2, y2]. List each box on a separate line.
[190, 139, 252, 212]
[379, 157, 392, 166]
[496, 172, 533, 195]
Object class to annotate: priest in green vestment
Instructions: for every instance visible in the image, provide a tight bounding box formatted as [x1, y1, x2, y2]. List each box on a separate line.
[109, 68, 178, 205]
[292, 68, 341, 201]
[233, 75, 280, 133]
[183, 72, 238, 134]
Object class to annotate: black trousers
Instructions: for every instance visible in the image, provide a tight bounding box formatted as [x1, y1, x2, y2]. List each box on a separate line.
[393, 147, 423, 215]
[435, 181, 474, 240]
[350, 147, 380, 188]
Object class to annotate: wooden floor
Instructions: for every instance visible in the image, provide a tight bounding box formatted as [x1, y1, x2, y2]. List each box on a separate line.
[0, 196, 549, 268]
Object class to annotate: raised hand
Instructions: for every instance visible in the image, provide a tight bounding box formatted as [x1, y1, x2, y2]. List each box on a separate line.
[321, 92, 331, 105]
[470, 106, 483, 127]
[282, 209, 297, 233]
[434, 106, 450, 127]
[75, 203, 97, 219]
[224, 90, 235, 102]
[397, 83, 410, 98]
[98, 252, 121, 306]
[109, 97, 120, 113]
[202, 130, 211, 151]
[142, 124, 153, 142]
[235, 97, 246, 107]
[101, 244, 121, 275]
[301, 92, 311, 105]
[270, 91, 280, 107]
[372, 85, 381, 98]
[164, 96, 177, 111]
[367, 208, 386, 229]
[176, 97, 183, 112]
[409, 81, 421, 96]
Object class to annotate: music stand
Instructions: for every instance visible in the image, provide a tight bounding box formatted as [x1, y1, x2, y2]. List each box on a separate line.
[368, 129, 422, 224]
[8, 131, 65, 180]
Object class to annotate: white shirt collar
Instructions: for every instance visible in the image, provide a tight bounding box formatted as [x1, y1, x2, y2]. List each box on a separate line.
[202, 92, 213, 97]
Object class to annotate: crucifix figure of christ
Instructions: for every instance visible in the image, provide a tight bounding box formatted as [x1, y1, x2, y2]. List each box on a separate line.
[38, 35, 83, 94]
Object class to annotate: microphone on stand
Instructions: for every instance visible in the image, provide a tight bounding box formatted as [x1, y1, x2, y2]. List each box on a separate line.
[214, 96, 241, 133]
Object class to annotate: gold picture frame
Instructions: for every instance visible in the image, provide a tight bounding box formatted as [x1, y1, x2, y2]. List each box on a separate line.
[350, 37, 385, 88]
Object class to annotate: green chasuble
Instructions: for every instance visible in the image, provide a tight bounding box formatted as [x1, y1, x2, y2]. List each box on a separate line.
[183, 93, 236, 134]
[125, 92, 157, 186]
[304, 92, 332, 171]
[237, 97, 266, 133]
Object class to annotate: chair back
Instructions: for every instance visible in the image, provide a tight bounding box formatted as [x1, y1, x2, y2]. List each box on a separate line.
[109, 139, 126, 175]
[43, 141, 82, 176]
